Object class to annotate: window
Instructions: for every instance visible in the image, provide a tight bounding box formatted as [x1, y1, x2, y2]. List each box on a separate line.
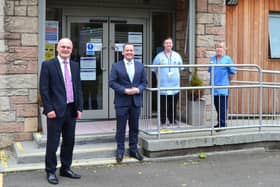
[269, 14, 280, 59]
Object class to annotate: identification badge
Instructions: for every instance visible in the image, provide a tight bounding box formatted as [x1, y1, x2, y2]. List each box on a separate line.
[167, 72, 173, 78]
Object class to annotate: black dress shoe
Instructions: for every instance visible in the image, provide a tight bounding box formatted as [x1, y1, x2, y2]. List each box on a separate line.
[60, 169, 81, 179]
[129, 151, 144, 161]
[116, 153, 124, 163]
[47, 172, 58, 185]
[214, 124, 219, 128]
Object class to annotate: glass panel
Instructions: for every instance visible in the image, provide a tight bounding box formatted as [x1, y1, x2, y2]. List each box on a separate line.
[114, 24, 143, 63]
[269, 14, 280, 59]
[71, 23, 104, 110]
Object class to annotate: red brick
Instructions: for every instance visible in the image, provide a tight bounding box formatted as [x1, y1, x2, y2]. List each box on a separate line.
[5, 54, 16, 62]
[197, 0, 208, 12]
[196, 58, 210, 64]
[0, 64, 8, 74]
[196, 48, 207, 58]
[7, 40, 21, 46]
[208, 4, 225, 13]
[7, 61, 38, 74]
[9, 47, 38, 59]
[0, 53, 8, 63]
[0, 33, 20, 40]
[0, 122, 23, 133]
[14, 132, 33, 141]
[4, 33, 21, 40]
[214, 34, 226, 41]
[26, 61, 38, 73]
[10, 96, 29, 104]
[16, 104, 38, 117]
[206, 26, 225, 35]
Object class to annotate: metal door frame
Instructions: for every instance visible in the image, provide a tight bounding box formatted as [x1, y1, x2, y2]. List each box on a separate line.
[66, 16, 109, 119]
[65, 16, 149, 119]
[108, 17, 148, 118]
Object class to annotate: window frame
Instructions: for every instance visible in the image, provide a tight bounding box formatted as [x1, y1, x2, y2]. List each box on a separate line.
[268, 13, 280, 59]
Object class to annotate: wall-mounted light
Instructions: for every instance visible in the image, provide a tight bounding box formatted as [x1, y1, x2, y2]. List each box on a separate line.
[226, 0, 238, 6]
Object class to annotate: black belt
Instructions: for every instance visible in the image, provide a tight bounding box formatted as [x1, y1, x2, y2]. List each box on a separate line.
[67, 102, 74, 106]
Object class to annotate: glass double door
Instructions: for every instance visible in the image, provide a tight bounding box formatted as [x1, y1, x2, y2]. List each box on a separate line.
[68, 17, 146, 119]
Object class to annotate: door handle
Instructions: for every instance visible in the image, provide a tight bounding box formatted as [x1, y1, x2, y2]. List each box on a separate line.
[100, 46, 106, 72]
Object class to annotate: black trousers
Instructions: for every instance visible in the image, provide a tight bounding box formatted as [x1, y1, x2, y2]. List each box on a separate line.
[160, 94, 179, 124]
[45, 104, 76, 174]
[214, 96, 228, 127]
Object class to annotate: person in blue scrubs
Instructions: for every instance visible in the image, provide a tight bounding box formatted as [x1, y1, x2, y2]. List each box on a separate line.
[208, 42, 236, 130]
[152, 37, 183, 125]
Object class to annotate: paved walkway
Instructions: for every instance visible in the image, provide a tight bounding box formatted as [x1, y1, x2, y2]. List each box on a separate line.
[2, 149, 280, 187]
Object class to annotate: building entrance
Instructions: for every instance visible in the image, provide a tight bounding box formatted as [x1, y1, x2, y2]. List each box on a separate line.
[68, 17, 146, 119]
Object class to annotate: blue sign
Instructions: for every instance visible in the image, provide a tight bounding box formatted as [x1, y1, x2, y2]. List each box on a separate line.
[86, 43, 95, 55]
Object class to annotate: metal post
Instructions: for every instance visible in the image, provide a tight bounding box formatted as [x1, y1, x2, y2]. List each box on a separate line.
[188, 0, 196, 80]
[38, 0, 46, 73]
[157, 66, 161, 139]
[211, 64, 215, 135]
[259, 68, 263, 131]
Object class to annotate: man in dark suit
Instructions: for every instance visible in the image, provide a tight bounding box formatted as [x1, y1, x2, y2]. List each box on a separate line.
[109, 43, 147, 163]
[39, 38, 83, 185]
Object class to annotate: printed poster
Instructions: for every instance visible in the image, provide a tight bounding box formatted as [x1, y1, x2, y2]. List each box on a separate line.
[45, 21, 59, 44]
[80, 69, 96, 81]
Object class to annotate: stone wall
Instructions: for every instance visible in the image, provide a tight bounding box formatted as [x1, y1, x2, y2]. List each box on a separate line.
[0, 0, 38, 147]
[196, 0, 226, 121]
[196, 0, 225, 64]
[176, 0, 226, 63]
[175, 0, 226, 123]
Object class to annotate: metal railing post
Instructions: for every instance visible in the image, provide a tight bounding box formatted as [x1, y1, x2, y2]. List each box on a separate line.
[157, 66, 161, 139]
[210, 64, 215, 135]
[259, 68, 263, 132]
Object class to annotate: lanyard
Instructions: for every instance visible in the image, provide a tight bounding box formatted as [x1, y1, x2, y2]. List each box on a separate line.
[164, 51, 172, 72]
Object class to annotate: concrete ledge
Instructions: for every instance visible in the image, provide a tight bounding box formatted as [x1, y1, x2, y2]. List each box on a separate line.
[33, 132, 117, 148]
[140, 129, 280, 157]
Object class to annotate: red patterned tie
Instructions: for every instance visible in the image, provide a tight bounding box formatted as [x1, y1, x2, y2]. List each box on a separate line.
[64, 61, 74, 103]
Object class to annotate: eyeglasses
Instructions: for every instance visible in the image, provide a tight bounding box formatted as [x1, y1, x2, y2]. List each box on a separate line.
[60, 45, 72, 49]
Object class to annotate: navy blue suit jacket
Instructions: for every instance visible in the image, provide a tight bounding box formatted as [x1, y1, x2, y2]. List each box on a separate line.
[109, 60, 147, 108]
[39, 57, 83, 118]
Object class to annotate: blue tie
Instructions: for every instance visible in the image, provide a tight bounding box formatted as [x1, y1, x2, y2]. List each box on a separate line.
[127, 61, 134, 82]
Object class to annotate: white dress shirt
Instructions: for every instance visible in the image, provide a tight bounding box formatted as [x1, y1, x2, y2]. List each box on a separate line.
[57, 55, 72, 81]
[124, 59, 135, 82]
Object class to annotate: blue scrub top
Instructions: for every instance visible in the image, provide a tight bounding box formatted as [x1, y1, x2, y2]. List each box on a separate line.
[152, 50, 183, 95]
[208, 55, 236, 96]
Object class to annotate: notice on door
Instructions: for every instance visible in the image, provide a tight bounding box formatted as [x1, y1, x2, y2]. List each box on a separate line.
[86, 43, 95, 56]
[128, 32, 142, 44]
[80, 57, 96, 69]
[80, 69, 96, 81]
[80, 57, 96, 81]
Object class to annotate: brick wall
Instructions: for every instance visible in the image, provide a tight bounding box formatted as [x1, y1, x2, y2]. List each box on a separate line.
[0, 0, 38, 147]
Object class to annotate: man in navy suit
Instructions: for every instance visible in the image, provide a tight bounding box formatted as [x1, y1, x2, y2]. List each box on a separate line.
[109, 43, 147, 163]
[40, 38, 83, 185]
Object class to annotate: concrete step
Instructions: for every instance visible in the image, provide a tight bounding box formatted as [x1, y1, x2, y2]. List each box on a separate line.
[33, 132, 117, 148]
[0, 147, 140, 173]
[13, 141, 124, 164]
